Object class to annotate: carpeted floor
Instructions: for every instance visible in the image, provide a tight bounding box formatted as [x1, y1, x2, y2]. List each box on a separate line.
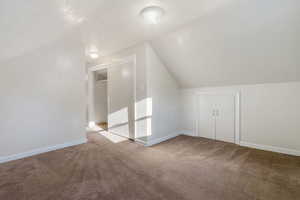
[0, 134, 300, 200]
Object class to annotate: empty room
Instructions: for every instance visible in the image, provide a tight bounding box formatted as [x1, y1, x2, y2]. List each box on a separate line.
[1, 0, 300, 200]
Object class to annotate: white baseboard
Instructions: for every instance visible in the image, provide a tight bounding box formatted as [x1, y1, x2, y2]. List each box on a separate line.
[134, 138, 147, 145]
[179, 129, 196, 136]
[0, 138, 87, 164]
[145, 132, 180, 147]
[240, 141, 300, 156]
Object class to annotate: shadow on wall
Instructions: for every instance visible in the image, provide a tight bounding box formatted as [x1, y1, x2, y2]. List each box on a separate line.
[89, 97, 153, 142]
[108, 107, 130, 138]
[133, 97, 152, 142]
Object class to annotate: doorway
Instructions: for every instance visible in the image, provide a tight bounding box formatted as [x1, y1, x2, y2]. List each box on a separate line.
[87, 56, 136, 140]
[94, 69, 108, 130]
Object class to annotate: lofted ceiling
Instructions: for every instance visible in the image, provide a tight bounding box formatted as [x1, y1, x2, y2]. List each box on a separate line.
[151, 0, 300, 87]
[0, 0, 102, 62]
[0, 0, 232, 62]
[1, 0, 300, 87]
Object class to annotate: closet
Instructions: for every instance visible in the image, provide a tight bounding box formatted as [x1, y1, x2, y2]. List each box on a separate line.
[197, 94, 236, 143]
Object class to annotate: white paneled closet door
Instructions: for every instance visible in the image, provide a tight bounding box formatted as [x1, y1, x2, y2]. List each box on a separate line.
[198, 95, 216, 140]
[198, 94, 235, 143]
[215, 95, 235, 143]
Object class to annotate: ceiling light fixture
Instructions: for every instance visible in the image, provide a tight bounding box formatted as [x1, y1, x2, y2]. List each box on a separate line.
[89, 52, 99, 59]
[140, 6, 165, 24]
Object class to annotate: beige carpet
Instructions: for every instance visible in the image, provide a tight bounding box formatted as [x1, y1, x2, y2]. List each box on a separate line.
[0, 133, 300, 200]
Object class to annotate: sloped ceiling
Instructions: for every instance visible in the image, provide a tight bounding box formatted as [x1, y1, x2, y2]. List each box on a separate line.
[1, 0, 300, 87]
[0, 0, 229, 62]
[151, 0, 300, 87]
[0, 0, 103, 62]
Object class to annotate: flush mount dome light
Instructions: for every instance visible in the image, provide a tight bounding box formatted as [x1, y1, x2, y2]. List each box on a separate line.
[89, 52, 99, 59]
[140, 6, 165, 24]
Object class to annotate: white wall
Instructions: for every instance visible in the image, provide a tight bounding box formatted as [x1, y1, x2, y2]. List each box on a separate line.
[94, 81, 107, 123]
[146, 44, 180, 142]
[107, 61, 135, 139]
[181, 82, 300, 152]
[0, 34, 86, 158]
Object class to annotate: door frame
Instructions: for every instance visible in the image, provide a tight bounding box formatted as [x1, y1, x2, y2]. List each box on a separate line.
[195, 91, 240, 145]
[87, 55, 137, 139]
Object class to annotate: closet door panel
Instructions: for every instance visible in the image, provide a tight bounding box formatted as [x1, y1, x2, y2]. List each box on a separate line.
[215, 95, 235, 143]
[198, 95, 216, 140]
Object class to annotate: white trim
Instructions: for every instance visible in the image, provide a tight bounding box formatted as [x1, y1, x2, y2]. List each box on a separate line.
[89, 55, 136, 72]
[145, 132, 180, 147]
[0, 138, 87, 164]
[195, 91, 240, 145]
[240, 141, 300, 156]
[179, 129, 195, 136]
[235, 92, 240, 145]
[135, 138, 147, 145]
